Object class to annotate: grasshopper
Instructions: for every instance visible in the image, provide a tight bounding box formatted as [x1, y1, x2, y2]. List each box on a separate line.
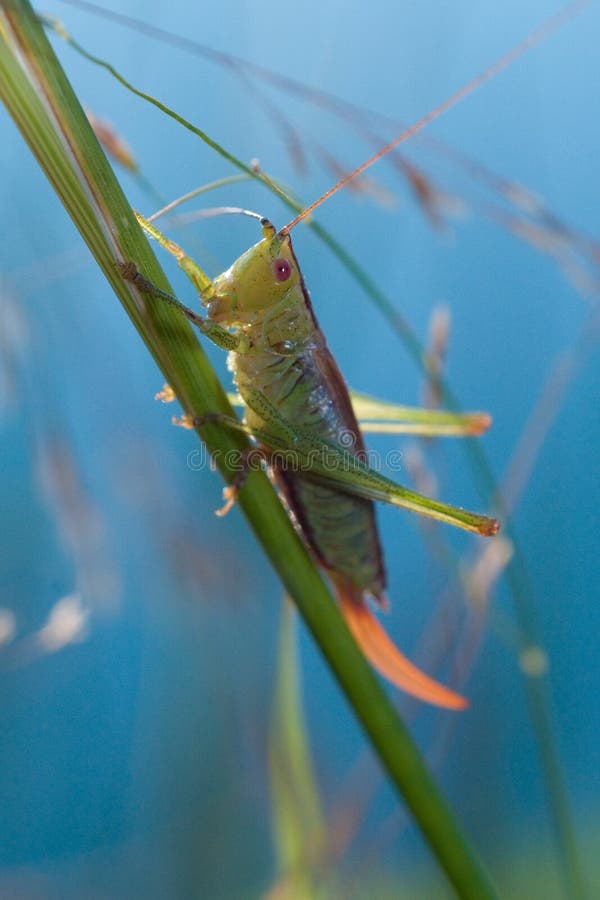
[121, 210, 496, 712]
[117, 5, 586, 708]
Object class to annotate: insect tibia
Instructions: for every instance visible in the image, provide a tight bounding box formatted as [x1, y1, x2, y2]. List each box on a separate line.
[119, 260, 238, 348]
[118, 260, 183, 306]
[134, 212, 215, 300]
[119, 261, 183, 306]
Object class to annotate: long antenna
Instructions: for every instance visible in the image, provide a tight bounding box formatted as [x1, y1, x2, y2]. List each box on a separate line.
[281, 0, 587, 234]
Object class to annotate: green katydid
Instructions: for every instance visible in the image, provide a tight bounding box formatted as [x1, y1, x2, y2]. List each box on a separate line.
[116, 6, 587, 709]
[122, 211, 496, 711]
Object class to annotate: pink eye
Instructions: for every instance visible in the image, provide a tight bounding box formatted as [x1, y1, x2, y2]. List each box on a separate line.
[273, 258, 292, 282]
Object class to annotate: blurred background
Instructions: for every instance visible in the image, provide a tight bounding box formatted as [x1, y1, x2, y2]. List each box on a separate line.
[1, 0, 599, 896]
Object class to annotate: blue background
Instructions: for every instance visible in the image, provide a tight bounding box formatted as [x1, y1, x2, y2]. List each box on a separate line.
[1, 0, 599, 896]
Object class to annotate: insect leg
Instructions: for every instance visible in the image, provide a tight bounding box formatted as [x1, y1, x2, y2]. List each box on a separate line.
[192, 411, 287, 448]
[134, 212, 215, 298]
[236, 389, 500, 536]
[119, 261, 245, 352]
[190, 411, 271, 515]
[228, 388, 490, 437]
[215, 446, 270, 517]
[193, 388, 498, 535]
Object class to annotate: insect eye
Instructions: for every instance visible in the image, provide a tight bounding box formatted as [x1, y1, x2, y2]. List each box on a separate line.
[273, 258, 292, 282]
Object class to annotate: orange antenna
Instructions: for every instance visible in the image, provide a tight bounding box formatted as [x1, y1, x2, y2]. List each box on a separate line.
[281, 0, 587, 234]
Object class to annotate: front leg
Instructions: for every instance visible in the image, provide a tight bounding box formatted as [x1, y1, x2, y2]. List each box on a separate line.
[119, 261, 248, 353]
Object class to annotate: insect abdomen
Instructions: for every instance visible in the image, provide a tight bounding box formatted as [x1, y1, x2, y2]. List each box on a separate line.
[234, 339, 386, 601]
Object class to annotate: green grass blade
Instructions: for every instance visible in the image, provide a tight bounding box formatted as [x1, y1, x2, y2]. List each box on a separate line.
[268, 599, 327, 897]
